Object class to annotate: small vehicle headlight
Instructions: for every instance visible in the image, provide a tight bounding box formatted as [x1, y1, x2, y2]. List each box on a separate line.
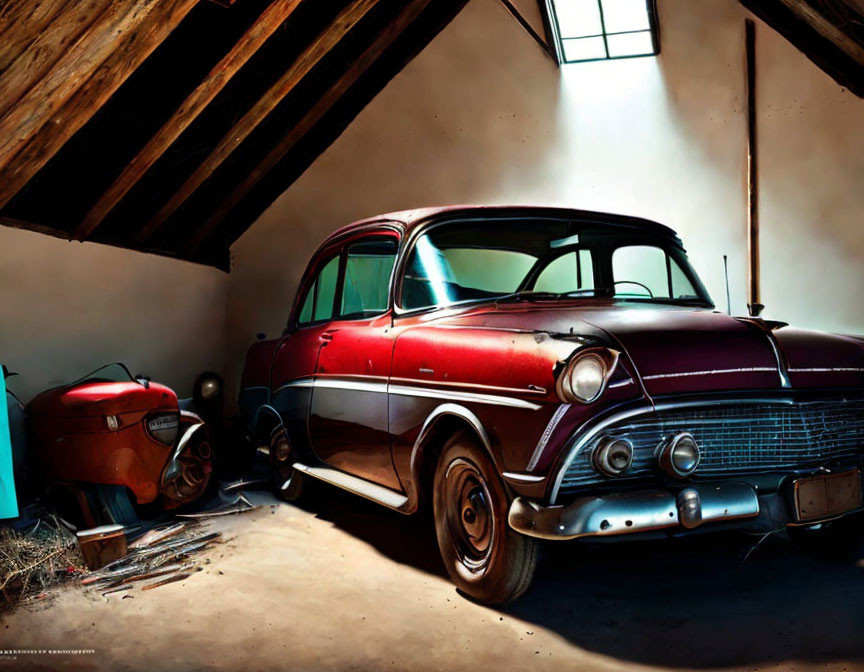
[658, 432, 701, 478]
[557, 352, 609, 403]
[146, 412, 180, 446]
[593, 437, 633, 477]
[196, 372, 222, 401]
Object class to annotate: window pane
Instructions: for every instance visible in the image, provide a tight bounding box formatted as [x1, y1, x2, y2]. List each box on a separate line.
[298, 281, 315, 323]
[600, 0, 651, 33]
[612, 245, 669, 298]
[299, 255, 340, 323]
[670, 259, 697, 299]
[554, 0, 603, 38]
[445, 249, 535, 293]
[535, 250, 595, 293]
[402, 228, 543, 310]
[562, 36, 607, 62]
[606, 30, 654, 58]
[341, 239, 397, 317]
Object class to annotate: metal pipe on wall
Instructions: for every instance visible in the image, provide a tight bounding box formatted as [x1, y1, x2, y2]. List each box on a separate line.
[745, 18, 764, 317]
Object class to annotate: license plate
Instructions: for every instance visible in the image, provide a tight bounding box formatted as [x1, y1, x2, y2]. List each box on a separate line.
[794, 469, 862, 522]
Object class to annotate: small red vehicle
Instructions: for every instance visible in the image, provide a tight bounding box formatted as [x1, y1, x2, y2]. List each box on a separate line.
[28, 364, 212, 525]
[240, 205, 864, 603]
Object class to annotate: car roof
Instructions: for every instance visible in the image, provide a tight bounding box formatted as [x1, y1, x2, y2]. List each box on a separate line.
[329, 205, 680, 241]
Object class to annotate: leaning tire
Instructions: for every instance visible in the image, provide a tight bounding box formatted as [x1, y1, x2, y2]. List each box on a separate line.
[433, 431, 538, 604]
[269, 427, 308, 502]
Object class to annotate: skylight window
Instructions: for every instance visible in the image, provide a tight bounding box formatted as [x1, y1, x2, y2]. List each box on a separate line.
[546, 0, 659, 63]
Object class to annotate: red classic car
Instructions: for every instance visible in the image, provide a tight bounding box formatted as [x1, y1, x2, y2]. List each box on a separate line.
[240, 205, 864, 603]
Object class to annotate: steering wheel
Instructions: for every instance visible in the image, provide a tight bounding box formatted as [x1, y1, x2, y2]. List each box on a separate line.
[614, 280, 654, 298]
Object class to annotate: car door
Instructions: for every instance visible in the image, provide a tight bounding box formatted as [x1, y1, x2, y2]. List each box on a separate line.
[270, 249, 341, 458]
[308, 232, 401, 489]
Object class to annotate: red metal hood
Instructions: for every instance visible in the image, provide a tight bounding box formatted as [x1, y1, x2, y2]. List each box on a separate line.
[436, 301, 858, 396]
[28, 381, 178, 418]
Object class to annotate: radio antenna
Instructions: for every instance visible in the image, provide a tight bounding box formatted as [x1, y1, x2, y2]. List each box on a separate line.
[723, 255, 732, 315]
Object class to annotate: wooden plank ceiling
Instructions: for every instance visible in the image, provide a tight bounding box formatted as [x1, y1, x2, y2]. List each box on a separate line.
[0, 0, 469, 269]
[740, 0, 864, 96]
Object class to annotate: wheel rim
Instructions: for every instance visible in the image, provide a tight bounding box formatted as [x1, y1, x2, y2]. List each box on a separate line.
[271, 432, 295, 486]
[443, 459, 495, 572]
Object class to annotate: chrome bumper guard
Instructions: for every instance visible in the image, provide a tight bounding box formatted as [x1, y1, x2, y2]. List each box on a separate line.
[508, 482, 761, 540]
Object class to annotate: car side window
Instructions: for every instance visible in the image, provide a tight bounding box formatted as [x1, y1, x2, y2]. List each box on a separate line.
[298, 255, 340, 325]
[612, 245, 697, 299]
[340, 238, 398, 318]
[534, 250, 595, 293]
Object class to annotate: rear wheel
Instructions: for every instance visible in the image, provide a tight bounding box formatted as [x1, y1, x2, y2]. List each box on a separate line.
[433, 431, 537, 604]
[269, 427, 309, 502]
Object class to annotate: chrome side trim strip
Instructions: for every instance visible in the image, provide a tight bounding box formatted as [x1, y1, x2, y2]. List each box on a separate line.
[389, 376, 546, 396]
[273, 378, 315, 394]
[642, 367, 776, 381]
[274, 376, 544, 408]
[526, 403, 571, 472]
[608, 378, 634, 389]
[503, 472, 547, 484]
[763, 330, 792, 388]
[548, 396, 797, 505]
[292, 462, 410, 512]
[388, 384, 542, 410]
[315, 379, 387, 393]
[789, 367, 864, 373]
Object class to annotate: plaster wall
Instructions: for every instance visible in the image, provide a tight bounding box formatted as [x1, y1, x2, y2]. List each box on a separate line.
[0, 226, 228, 402]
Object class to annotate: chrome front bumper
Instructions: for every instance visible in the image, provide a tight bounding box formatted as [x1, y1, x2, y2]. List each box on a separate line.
[508, 482, 762, 540]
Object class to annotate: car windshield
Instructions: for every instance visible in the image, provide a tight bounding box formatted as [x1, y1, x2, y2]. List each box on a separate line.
[400, 218, 712, 311]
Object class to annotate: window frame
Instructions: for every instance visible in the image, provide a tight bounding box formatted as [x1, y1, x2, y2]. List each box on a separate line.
[288, 225, 403, 332]
[337, 236, 400, 321]
[541, 0, 661, 65]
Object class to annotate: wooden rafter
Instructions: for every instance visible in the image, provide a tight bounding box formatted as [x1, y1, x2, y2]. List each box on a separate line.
[75, 0, 305, 242]
[776, 0, 864, 64]
[186, 0, 435, 254]
[0, 0, 113, 121]
[0, 0, 200, 211]
[134, 0, 380, 244]
[0, 0, 69, 75]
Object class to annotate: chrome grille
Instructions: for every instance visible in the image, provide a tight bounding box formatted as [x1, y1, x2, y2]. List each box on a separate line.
[558, 400, 864, 493]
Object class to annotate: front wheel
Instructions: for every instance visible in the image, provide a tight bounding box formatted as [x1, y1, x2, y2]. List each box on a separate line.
[433, 431, 537, 604]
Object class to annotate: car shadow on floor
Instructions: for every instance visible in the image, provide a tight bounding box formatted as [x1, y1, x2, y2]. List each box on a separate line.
[291, 483, 864, 670]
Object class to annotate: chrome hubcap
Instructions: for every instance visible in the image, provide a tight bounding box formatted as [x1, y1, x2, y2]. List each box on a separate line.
[445, 460, 494, 571]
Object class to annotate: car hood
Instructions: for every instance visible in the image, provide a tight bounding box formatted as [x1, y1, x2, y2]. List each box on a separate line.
[434, 301, 864, 396]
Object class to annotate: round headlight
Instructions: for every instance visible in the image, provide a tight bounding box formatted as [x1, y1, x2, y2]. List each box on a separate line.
[558, 353, 607, 403]
[658, 432, 701, 478]
[593, 437, 633, 477]
[196, 372, 223, 401]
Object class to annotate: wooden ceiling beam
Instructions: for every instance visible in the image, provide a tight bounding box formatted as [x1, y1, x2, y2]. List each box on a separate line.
[776, 0, 864, 65]
[0, 0, 113, 121]
[75, 0, 305, 242]
[0, 0, 70, 74]
[186, 0, 435, 254]
[838, 0, 864, 18]
[0, 0, 200, 211]
[134, 0, 380, 244]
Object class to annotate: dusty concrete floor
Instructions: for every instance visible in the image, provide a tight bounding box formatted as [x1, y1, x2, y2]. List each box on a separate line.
[1, 485, 864, 672]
